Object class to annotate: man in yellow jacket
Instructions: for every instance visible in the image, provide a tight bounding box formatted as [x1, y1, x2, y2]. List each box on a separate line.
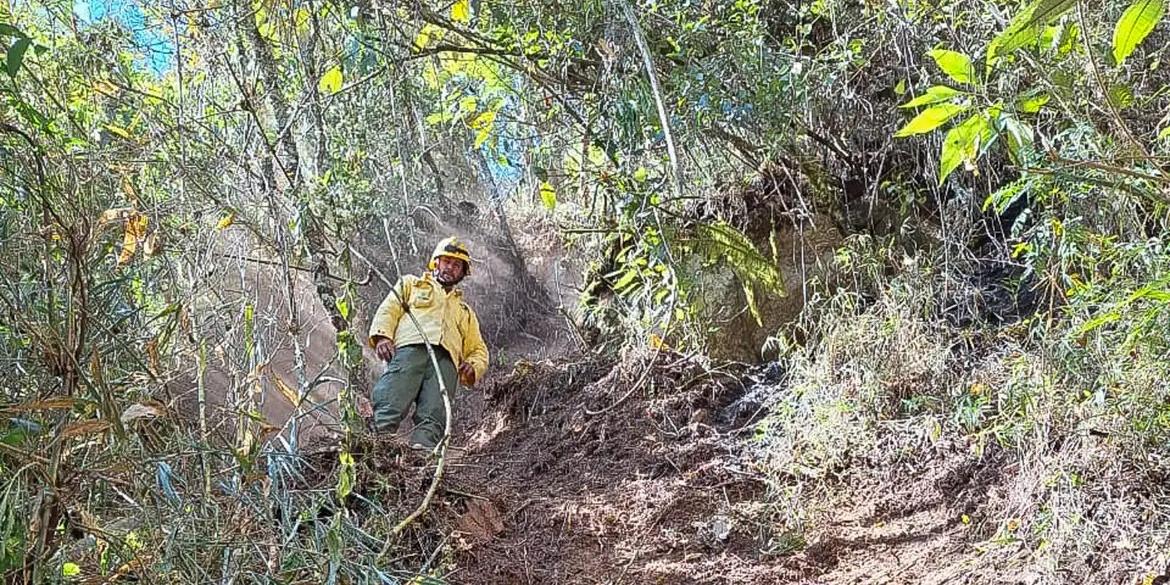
[367, 237, 489, 451]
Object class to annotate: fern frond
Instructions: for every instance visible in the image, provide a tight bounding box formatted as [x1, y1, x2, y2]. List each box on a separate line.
[696, 221, 787, 297]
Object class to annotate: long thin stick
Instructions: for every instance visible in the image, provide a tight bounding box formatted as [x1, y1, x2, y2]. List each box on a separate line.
[617, 0, 681, 200]
[363, 239, 455, 556]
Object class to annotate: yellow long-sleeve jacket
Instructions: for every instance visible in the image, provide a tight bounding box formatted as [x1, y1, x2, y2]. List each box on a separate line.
[367, 272, 489, 385]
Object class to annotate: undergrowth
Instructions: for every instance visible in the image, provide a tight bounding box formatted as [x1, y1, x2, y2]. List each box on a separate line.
[750, 229, 1170, 582]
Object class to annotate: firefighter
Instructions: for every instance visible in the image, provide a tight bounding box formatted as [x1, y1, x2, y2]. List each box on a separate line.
[367, 237, 489, 451]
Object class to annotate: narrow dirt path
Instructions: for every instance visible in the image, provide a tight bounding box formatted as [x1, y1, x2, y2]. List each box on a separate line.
[435, 346, 999, 584]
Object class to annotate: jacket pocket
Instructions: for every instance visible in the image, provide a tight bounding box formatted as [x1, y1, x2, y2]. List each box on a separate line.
[409, 282, 435, 308]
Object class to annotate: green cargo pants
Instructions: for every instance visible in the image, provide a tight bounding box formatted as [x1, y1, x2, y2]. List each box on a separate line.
[370, 344, 457, 449]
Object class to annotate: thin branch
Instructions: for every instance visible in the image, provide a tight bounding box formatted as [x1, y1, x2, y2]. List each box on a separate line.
[617, 0, 682, 201]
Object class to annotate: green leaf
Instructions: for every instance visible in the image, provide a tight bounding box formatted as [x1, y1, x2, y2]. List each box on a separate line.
[9, 96, 49, 132]
[1078, 311, 1121, 335]
[633, 167, 648, 182]
[939, 114, 994, 184]
[894, 103, 968, 137]
[1113, 0, 1165, 65]
[1016, 93, 1050, 113]
[318, 66, 343, 94]
[1109, 84, 1135, 109]
[612, 269, 639, 292]
[1057, 21, 1081, 54]
[928, 49, 977, 85]
[62, 563, 80, 577]
[899, 85, 964, 108]
[424, 111, 451, 126]
[6, 37, 29, 77]
[1000, 115, 1035, 164]
[336, 451, 354, 500]
[695, 222, 786, 297]
[1158, 125, 1170, 140]
[104, 124, 132, 140]
[539, 181, 557, 209]
[989, 0, 1077, 63]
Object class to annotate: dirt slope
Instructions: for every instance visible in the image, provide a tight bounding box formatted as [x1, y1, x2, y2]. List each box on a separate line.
[428, 345, 1004, 584]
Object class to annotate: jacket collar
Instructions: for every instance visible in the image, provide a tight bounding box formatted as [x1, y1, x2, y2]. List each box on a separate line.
[421, 271, 463, 297]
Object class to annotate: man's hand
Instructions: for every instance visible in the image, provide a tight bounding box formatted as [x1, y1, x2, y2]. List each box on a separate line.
[375, 337, 396, 361]
[458, 362, 476, 386]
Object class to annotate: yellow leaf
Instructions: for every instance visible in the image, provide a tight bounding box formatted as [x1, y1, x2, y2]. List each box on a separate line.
[451, 0, 471, 23]
[118, 212, 148, 265]
[474, 128, 491, 148]
[414, 23, 445, 51]
[216, 212, 235, 231]
[117, 230, 137, 264]
[294, 7, 311, 34]
[319, 66, 343, 95]
[539, 181, 557, 209]
[127, 213, 148, 238]
[468, 110, 495, 130]
[105, 124, 133, 140]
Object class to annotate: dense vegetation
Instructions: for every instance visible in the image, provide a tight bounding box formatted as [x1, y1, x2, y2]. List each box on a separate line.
[3, 0, 1170, 582]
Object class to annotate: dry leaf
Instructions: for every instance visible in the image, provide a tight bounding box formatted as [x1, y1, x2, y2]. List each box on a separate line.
[97, 207, 135, 228]
[271, 374, 302, 407]
[257, 421, 281, 443]
[144, 230, 164, 257]
[118, 212, 149, 265]
[90, 351, 105, 387]
[61, 420, 112, 438]
[3, 397, 79, 412]
[120, 177, 140, 205]
[120, 402, 165, 424]
[144, 338, 161, 373]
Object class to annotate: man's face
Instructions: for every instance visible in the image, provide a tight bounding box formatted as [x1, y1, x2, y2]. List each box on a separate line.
[434, 255, 467, 285]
